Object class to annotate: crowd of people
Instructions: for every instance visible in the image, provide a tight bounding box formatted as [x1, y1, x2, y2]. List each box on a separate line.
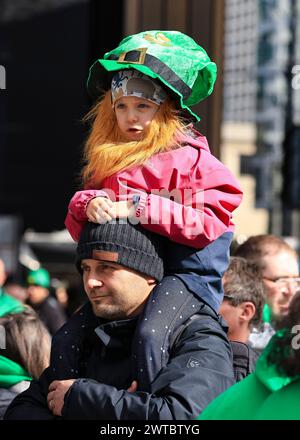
[1, 231, 299, 420]
[1, 29, 300, 420]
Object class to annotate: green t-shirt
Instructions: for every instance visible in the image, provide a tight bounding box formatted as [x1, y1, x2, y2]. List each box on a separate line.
[0, 355, 31, 388]
[0, 288, 24, 317]
[198, 332, 300, 420]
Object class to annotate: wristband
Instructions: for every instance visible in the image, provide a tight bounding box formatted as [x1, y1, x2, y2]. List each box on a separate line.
[132, 194, 141, 208]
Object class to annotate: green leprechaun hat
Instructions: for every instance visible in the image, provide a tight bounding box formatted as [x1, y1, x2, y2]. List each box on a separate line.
[27, 268, 50, 289]
[87, 30, 217, 121]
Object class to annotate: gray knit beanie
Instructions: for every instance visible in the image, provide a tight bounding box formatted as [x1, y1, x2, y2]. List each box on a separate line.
[76, 220, 165, 281]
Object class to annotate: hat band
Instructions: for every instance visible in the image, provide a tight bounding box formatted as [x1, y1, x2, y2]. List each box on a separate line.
[111, 69, 167, 106]
[108, 51, 192, 101]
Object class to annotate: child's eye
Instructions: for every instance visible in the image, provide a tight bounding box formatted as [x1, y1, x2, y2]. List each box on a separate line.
[137, 103, 149, 109]
[116, 103, 125, 109]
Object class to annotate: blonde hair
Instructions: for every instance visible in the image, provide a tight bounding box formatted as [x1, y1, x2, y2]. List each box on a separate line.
[82, 90, 186, 188]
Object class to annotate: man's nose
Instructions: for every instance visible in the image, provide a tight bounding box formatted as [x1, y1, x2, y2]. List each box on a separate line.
[87, 276, 103, 289]
[282, 281, 297, 296]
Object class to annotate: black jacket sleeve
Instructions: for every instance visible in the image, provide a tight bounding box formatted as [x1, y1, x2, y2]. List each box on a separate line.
[62, 315, 234, 420]
[4, 367, 55, 420]
[4, 313, 234, 420]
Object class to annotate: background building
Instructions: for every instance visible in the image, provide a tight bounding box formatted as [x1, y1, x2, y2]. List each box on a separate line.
[220, 0, 267, 240]
[221, 0, 300, 244]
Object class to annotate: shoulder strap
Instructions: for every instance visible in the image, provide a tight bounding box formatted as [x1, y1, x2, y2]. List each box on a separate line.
[169, 313, 252, 381]
[169, 309, 222, 348]
[169, 315, 201, 348]
[229, 340, 251, 382]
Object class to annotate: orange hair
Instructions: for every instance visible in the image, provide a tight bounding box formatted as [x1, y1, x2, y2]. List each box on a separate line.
[82, 90, 186, 188]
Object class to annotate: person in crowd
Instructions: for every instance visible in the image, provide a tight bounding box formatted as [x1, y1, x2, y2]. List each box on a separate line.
[55, 284, 69, 310]
[4, 220, 234, 420]
[219, 257, 265, 379]
[234, 235, 300, 352]
[0, 258, 23, 316]
[27, 268, 67, 335]
[199, 291, 300, 420]
[52, 280, 70, 314]
[0, 306, 51, 418]
[65, 29, 242, 389]
[4, 277, 28, 304]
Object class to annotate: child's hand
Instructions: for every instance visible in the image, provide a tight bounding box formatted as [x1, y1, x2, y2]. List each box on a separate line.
[111, 200, 135, 218]
[86, 197, 115, 223]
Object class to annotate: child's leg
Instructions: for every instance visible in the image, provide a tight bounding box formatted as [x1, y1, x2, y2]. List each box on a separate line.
[167, 232, 233, 312]
[132, 275, 203, 392]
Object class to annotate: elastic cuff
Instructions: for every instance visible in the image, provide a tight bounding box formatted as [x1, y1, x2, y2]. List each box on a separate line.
[83, 190, 109, 213]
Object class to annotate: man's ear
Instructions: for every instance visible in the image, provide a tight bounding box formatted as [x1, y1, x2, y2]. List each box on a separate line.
[146, 278, 156, 286]
[0, 259, 7, 287]
[240, 302, 256, 324]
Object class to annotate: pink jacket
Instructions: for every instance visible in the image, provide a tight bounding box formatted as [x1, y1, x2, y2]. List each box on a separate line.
[65, 128, 243, 247]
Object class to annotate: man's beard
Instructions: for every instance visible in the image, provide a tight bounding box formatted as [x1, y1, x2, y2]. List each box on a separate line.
[90, 297, 128, 320]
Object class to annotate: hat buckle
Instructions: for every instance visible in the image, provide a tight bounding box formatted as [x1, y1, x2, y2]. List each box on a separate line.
[118, 47, 147, 65]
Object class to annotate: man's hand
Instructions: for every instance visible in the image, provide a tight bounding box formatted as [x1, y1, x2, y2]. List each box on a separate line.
[47, 379, 75, 416]
[127, 380, 138, 392]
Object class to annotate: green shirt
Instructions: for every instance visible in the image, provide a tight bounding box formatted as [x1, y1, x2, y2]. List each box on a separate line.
[0, 355, 31, 388]
[198, 332, 300, 420]
[0, 288, 24, 317]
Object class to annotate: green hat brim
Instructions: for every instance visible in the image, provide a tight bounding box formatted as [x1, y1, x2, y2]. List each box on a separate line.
[87, 59, 200, 121]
